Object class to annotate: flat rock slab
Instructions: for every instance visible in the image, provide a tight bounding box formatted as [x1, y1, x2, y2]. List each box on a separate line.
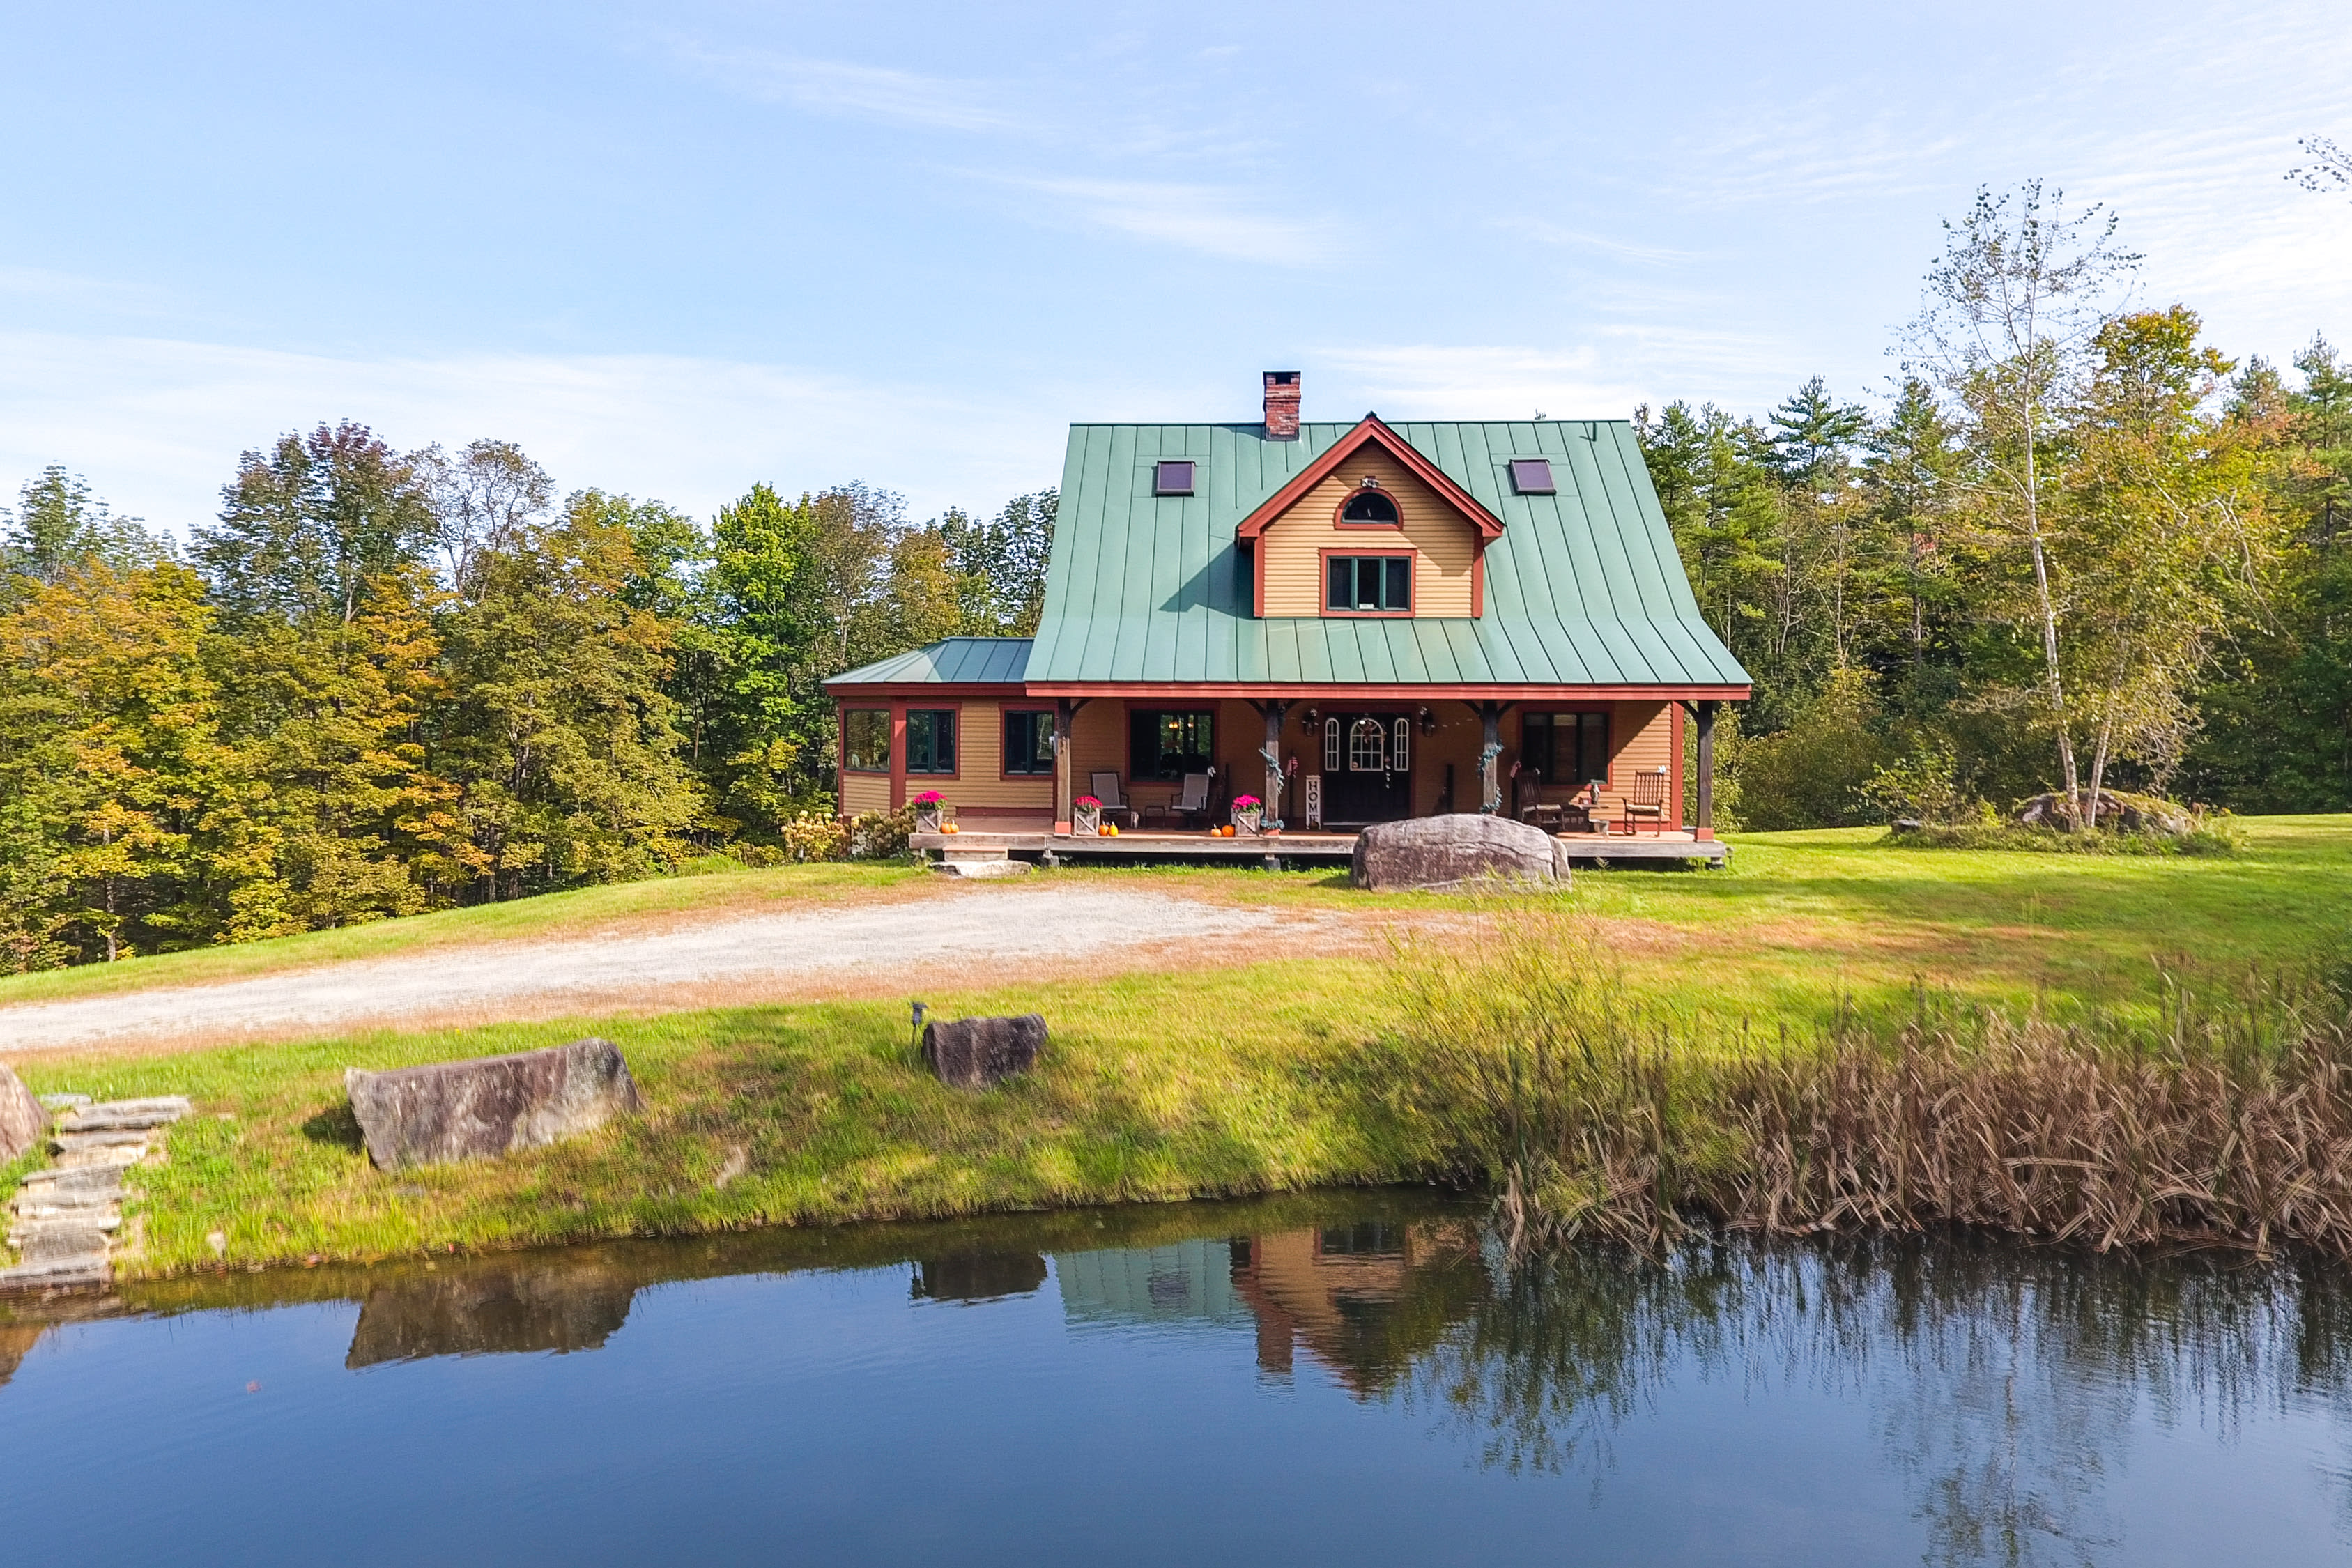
[0, 1065, 46, 1163]
[930, 859, 1033, 878]
[57, 1097, 191, 1133]
[0, 1256, 110, 1289]
[344, 1038, 645, 1171]
[922, 1015, 1047, 1090]
[1351, 813, 1573, 893]
[21, 1167, 123, 1197]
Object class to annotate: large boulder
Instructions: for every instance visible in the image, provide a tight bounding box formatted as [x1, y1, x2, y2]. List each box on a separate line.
[1351, 813, 1573, 892]
[0, 1064, 47, 1163]
[2013, 790, 2192, 836]
[344, 1038, 644, 1171]
[922, 1015, 1047, 1090]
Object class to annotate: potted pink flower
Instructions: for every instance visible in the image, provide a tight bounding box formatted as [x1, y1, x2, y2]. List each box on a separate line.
[1231, 794, 1264, 835]
[911, 789, 946, 834]
[1072, 794, 1102, 836]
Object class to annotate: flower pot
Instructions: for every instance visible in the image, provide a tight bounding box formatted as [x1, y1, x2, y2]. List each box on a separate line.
[914, 807, 943, 835]
[1073, 804, 1100, 836]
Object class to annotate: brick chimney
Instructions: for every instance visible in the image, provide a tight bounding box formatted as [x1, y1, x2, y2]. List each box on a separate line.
[1262, 370, 1300, 440]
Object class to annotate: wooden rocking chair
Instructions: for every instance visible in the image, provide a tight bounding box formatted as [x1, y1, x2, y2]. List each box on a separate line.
[1619, 767, 1669, 836]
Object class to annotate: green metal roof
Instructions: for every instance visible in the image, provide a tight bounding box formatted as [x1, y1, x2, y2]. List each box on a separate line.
[827, 636, 1031, 687]
[1023, 420, 1749, 689]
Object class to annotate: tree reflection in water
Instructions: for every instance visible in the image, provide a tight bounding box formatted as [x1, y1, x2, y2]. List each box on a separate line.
[1407, 1234, 2352, 1566]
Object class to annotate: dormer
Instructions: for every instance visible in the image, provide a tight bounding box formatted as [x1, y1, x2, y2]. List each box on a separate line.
[1234, 413, 1505, 619]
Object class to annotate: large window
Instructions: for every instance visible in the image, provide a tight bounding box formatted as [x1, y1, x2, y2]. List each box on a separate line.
[1129, 709, 1214, 781]
[843, 709, 891, 773]
[1325, 555, 1412, 613]
[905, 709, 957, 774]
[1003, 709, 1055, 775]
[1521, 712, 1610, 787]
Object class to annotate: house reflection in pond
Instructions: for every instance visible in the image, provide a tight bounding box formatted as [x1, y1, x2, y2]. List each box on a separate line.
[1054, 1220, 1486, 1397]
[1055, 1239, 1247, 1330]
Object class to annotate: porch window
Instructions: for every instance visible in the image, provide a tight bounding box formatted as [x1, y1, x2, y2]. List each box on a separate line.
[1129, 709, 1214, 781]
[1521, 711, 1610, 786]
[1326, 555, 1412, 613]
[1003, 709, 1055, 774]
[905, 709, 958, 774]
[843, 709, 891, 773]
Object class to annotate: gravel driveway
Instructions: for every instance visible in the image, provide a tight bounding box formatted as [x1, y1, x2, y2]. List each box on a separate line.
[0, 886, 1346, 1054]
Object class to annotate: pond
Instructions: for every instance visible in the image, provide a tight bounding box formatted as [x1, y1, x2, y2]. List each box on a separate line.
[5, 1190, 2351, 1566]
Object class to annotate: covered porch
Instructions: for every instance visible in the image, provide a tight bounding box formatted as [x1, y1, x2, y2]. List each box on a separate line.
[912, 817, 1729, 869]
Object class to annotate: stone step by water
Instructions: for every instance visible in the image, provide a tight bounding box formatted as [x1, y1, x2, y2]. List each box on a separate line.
[1, 1093, 190, 1291]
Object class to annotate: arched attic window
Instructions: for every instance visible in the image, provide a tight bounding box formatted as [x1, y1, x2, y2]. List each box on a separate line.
[1339, 486, 1399, 525]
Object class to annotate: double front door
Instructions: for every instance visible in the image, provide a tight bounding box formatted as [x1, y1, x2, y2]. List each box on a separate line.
[1322, 713, 1413, 824]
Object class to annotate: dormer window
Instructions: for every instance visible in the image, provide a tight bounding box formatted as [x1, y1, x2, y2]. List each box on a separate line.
[1153, 460, 1195, 496]
[1509, 459, 1555, 495]
[1339, 486, 1399, 525]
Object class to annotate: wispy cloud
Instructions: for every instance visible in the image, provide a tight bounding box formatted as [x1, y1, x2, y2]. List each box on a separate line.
[665, 43, 1023, 134]
[0, 333, 1063, 533]
[1503, 221, 1706, 266]
[1314, 344, 1648, 420]
[974, 173, 1335, 264]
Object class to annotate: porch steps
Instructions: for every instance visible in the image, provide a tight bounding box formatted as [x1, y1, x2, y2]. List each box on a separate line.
[929, 845, 1033, 879]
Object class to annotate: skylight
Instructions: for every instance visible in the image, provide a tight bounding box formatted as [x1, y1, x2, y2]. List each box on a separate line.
[1509, 459, 1555, 495]
[1153, 460, 1196, 496]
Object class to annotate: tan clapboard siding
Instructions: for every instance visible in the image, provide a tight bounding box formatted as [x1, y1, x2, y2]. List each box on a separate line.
[1258, 448, 1479, 617]
[1592, 701, 1673, 821]
[841, 771, 892, 815]
[951, 703, 1056, 808]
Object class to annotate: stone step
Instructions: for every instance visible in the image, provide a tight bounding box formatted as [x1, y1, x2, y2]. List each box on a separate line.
[53, 1129, 149, 1151]
[14, 1190, 117, 1220]
[38, 1093, 91, 1112]
[930, 857, 1032, 879]
[20, 1166, 125, 1197]
[0, 1255, 111, 1289]
[59, 1098, 190, 1132]
[56, 1144, 151, 1169]
[16, 1223, 113, 1264]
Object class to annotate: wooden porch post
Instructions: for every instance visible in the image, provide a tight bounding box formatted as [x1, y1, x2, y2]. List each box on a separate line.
[1696, 700, 1718, 839]
[1478, 702, 1503, 814]
[1260, 700, 1289, 827]
[1052, 697, 1075, 834]
[889, 703, 907, 810]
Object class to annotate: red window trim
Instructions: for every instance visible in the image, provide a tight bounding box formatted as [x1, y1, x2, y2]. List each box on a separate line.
[997, 701, 1056, 782]
[1318, 546, 1417, 618]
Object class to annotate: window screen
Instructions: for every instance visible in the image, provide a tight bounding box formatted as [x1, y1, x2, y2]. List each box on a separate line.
[843, 709, 891, 772]
[1325, 555, 1412, 612]
[905, 709, 957, 774]
[1002, 709, 1055, 774]
[1153, 460, 1195, 496]
[1509, 459, 1556, 495]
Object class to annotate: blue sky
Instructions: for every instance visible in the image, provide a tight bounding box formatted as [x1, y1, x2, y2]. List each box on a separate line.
[5, 1, 2350, 532]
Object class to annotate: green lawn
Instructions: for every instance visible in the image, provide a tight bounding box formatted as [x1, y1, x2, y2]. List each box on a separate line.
[9, 817, 2347, 1278]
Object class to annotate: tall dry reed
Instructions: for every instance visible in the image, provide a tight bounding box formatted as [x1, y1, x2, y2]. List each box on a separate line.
[1382, 914, 2352, 1257]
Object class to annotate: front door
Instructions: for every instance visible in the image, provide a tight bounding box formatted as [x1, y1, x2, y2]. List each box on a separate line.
[1323, 714, 1413, 824]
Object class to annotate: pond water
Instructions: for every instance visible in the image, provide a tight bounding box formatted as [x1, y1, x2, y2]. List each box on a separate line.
[6, 1190, 2352, 1566]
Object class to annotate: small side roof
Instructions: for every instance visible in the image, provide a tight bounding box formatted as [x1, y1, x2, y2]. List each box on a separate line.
[827, 637, 1031, 689]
